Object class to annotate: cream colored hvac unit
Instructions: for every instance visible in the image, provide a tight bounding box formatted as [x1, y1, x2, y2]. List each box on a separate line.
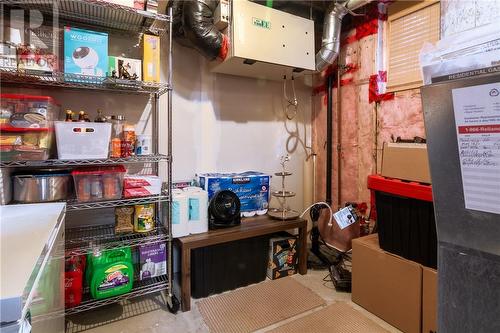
[210, 0, 315, 81]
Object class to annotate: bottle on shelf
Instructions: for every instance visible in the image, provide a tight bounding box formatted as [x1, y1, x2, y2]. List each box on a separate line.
[122, 122, 136, 158]
[78, 111, 86, 122]
[110, 115, 125, 158]
[65, 109, 73, 122]
[94, 109, 107, 123]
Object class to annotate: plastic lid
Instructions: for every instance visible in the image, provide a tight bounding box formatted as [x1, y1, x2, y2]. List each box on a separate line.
[0, 94, 58, 104]
[71, 165, 126, 176]
[0, 124, 52, 132]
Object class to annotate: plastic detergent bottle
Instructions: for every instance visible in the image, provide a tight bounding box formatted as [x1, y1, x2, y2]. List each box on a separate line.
[88, 247, 134, 299]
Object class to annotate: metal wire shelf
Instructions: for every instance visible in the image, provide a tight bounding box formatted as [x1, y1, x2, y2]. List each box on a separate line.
[0, 154, 169, 168]
[64, 275, 169, 316]
[0, 0, 169, 35]
[0, 68, 171, 95]
[65, 224, 169, 257]
[66, 193, 169, 211]
[65, 292, 167, 333]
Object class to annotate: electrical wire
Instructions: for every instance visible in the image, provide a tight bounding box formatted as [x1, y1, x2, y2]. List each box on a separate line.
[300, 201, 334, 226]
[282, 75, 298, 120]
[322, 270, 336, 290]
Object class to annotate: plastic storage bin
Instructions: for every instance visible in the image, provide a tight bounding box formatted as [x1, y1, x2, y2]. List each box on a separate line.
[72, 165, 126, 202]
[0, 94, 59, 128]
[0, 126, 54, 161]
[368, 175, 437, 268]
[55, 121, 112, 159]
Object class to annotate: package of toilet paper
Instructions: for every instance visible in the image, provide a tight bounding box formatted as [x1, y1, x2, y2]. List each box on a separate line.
[198, 172, 270, 216]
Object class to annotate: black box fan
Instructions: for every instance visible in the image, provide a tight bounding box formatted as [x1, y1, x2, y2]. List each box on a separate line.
[209, 190, 241, 229]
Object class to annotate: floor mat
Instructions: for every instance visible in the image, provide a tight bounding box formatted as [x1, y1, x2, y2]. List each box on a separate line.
[269, 302, 390, 333]
[197, 277, 326, 333]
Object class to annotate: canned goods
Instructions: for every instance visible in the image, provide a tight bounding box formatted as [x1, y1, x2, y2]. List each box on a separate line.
[134, 204, 155, 232]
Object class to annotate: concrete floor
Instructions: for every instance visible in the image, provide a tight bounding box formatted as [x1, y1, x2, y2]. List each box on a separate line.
[67, 269, 402, 333]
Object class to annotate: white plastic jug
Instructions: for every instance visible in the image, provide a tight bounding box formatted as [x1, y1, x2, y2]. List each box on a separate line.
[170, 189, 189, 238]
[183, 186, 209, 234]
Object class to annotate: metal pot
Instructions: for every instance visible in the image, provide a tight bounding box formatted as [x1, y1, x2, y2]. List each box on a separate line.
[13, 170, 73, 203]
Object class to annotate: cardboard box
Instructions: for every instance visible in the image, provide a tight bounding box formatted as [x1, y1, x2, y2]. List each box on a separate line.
[15, 25, 60, 73]
[108, 56, 142, 80]
[0, 43, 17, 69]
[352, 234, 422, 333]
[422, 267, 438, 333]
[381, 143, 431, 184]
[64, 27, 108, 77]
[267, 233, 298, 280]
[142, 34, 160, 82]
[104, 0, 144, 9]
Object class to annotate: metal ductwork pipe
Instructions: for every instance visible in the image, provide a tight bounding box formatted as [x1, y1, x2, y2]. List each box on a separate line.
[182, 0, 226, 60]
[315, 0, 372, 72]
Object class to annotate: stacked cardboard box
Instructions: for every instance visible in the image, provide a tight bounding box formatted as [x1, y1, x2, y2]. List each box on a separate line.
[352, 234, 437, 333]
[381, 143, 431, 184]
[422, 267, 437, 333]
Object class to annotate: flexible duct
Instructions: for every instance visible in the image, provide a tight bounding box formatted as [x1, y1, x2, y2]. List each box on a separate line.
[182, 0, 227, 60]
[315, 0, 372, 72]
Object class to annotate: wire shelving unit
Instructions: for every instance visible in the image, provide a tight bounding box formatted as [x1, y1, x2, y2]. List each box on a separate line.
[65, 224, 170, 257]
[0, 154, 169, 168]
[0, 68, 172, 95]
[0, 0, 178, 326]
[65, 275, 169, 316]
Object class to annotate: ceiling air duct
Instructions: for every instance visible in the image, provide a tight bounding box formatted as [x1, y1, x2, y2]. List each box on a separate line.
[315, 0, 372, 72]
[170, 0, 373, 79]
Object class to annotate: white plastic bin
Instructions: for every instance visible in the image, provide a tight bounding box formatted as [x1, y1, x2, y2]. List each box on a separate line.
[55, 121, 111, 159]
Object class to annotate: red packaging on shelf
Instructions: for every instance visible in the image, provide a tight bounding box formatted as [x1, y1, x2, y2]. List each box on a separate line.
[64, 255, 86, 308]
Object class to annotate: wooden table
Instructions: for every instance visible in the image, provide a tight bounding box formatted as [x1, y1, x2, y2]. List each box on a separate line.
[175, 215, 308, 311]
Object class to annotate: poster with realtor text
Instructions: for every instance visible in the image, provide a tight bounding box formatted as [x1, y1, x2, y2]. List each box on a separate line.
[452, 82, 500, 215]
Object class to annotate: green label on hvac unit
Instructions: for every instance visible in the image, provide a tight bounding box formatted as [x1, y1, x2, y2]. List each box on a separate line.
[252, 17, 271, 29]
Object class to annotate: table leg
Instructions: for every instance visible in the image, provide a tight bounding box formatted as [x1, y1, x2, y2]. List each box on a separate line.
[180, 245, 191, 312]
[298, 224, 307, 274]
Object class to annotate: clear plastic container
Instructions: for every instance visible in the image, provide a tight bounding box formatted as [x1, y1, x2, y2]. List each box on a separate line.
[55, 121, 112, 159]
[0, 126, 54, 161]
[71, 165, 126, 202]
[0, 94, 60, 128]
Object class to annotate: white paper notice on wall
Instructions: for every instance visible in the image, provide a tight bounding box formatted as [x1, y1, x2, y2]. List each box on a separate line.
[452, 82, 500, 215]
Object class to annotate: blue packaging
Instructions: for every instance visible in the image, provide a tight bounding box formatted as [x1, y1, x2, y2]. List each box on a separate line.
[64, 26, 108, 77]
[199, 172, 271, 214]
